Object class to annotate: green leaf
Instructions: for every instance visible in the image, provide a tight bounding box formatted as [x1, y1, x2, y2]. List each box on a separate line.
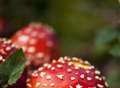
[95, 27, 118, 46]
[109, 44, 120, 57]
[94, 27, 118, 56]
[0, 49, 26, 87]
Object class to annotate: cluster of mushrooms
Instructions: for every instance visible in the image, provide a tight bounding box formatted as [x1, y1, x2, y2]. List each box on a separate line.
[0, 23, 109, 88]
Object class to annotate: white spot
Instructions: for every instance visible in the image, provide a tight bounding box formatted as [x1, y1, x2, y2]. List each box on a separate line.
[102, 76, 106, 80]
[76, 84, 82, 88]
[6, 46, 11, 51]
[4, 40, 11, 44]
[43, 63, 49, 67]
[105, 82, 109, 87]
[46, 75, 52, 80]
[87, 77, 92, 81]
[58, 58, 65, 63]
[56, 74, 64, 80]
[38, 67, 43, 71]
[95, 76, 102, 80]
[36, 52, 44, 58]
[84, 61, 90, 64]
[95, 70, 101, 75]
[27, 79, 30, 82]
[19, 35, 29, 42]
[27, 46, 35, 53]
[90, 66, 95, 69]
[86, 70, 90, 73]
[64, 56, 69, 60]
[97, 84, 104, 88]
[52, 60, 56, 63]
[0, 49, 6, 55]
[75, 66, 79, 69]
[68, 62, 73, 66]
[40, 72, 46, 77]
[11, 44, 16, 48]
[57, 64, 63, 68]
[32, 72, 38, 77]
[51, 67, 55, 71]
[58, 57, 64, 61]
[43, 83, 47, 87]
[75, 72, 79, 75]
[67, 68, 72, 73]
[2, 59, 5, 62]
[50, 83, 55, 87]
[36, 82, 41, 87]
[80, 74, 85, 79]
[47, 64, 52, 69]
[70, 77, 76, 81]
[72, 57, 79, 61]
[27, 83, 32, 88]
[0, 55, 3, 61]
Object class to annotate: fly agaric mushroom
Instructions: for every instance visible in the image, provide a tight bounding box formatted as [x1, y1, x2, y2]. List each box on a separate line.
[27, 57, 109, 88]
[0, 38, 16, 63]
[11, 23, 59, 67]
[0, 38, 27, 88]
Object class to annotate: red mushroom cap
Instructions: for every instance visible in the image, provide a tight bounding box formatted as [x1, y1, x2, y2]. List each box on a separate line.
[27, 57, 109, 88]
[11, 23, 60, 67]
[0, 38, 16, 63]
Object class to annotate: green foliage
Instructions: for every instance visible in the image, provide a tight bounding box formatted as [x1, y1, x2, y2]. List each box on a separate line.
[0, 49, 26, 88]
[94, 27, 119, 56]
[95, 27, 118, 46]
[110, 43, 120, 57]
[94, 25, 120, 58]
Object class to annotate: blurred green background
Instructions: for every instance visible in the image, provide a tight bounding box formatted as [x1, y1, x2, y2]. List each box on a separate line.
[0, 0, 120, 87]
